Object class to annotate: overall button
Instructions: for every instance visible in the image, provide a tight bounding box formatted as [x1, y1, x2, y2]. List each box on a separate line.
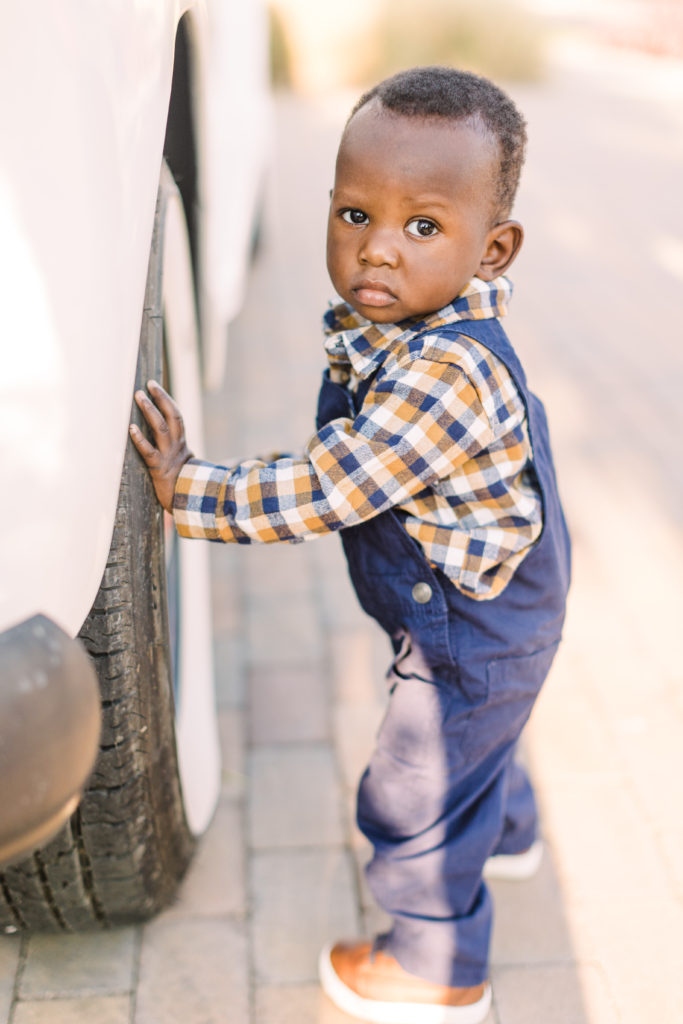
[411, 582, 432, 604]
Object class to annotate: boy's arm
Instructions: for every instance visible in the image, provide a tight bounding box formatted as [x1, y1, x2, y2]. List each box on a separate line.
[129, 381, 193, 511]
[167, 357, 503, 545]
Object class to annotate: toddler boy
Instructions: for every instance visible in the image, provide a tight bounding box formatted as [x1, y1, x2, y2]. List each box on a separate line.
[131, 66, 571, 1024]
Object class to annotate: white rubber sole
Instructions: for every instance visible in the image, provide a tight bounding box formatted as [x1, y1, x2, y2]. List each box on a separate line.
[482, 839, 544, 881]
[318, 945, 492, 1024]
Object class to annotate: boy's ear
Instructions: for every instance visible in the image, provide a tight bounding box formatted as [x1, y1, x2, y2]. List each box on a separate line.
[476, 220, 524, 281]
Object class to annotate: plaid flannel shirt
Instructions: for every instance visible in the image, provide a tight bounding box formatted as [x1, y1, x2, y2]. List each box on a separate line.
[173, 277, 542, 599]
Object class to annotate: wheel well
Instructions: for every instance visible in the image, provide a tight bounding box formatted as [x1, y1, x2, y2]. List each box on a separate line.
[163, 16, 198, 280]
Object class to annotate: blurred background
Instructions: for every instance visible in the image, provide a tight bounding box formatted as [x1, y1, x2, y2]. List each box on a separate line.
[268, 0, 683, 92]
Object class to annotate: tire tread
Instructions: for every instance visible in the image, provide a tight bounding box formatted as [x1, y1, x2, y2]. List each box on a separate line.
[0, 177, 196, 932]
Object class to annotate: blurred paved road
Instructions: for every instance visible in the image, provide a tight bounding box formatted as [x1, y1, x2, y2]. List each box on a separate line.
[2, 43, 682, 1024]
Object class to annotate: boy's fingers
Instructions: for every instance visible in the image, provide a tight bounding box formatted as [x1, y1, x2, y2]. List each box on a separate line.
[147, 380, 185, 440]
[147, 379, 169, 399]
[129, 423, 160, 465]
[134, 389, 170, 440]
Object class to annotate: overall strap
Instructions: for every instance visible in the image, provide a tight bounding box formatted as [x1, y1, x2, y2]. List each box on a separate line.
[345, 318, 529, 418]
[430, 318, 530, 401]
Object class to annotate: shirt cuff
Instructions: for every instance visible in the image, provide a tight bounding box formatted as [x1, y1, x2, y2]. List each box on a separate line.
[172, 457, 238, 542]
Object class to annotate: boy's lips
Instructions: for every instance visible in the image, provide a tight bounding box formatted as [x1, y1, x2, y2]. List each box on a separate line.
[352, 280, 397, 308]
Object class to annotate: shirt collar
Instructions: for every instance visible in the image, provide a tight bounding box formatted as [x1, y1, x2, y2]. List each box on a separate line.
[323, 276, 513, 380]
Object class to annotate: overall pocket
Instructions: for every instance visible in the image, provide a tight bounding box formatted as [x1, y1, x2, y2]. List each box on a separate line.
[475, 641, 560, 757]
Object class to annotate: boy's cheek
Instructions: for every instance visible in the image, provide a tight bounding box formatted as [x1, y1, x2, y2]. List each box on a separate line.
[326, 250, 347, 295]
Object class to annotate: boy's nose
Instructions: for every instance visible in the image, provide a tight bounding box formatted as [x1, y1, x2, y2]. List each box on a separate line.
[358, 227, 399, 268]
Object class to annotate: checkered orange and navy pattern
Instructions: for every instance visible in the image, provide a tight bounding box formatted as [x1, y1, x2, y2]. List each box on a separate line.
[173, 277, 542, 599]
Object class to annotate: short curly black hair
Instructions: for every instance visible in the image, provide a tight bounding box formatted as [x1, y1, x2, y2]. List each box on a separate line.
[349, 66, 527, 221]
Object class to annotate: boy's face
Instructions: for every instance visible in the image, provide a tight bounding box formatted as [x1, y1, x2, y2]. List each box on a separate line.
[327, 101, 509, 323]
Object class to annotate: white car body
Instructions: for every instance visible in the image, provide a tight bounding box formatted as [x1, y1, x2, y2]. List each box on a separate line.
[0, 0, 270, 641]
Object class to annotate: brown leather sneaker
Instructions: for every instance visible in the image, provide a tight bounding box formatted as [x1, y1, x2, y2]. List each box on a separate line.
[318, 940, 491, 1024]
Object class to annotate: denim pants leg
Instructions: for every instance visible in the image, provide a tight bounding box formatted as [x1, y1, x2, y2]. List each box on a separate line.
[351, 536, 559, 987]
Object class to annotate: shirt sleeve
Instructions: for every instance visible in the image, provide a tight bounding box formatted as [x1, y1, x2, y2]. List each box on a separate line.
[172, 356, 497, 544]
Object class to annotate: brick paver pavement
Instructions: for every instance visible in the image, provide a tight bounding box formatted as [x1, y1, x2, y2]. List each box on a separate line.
[3, 44, 683, 1024]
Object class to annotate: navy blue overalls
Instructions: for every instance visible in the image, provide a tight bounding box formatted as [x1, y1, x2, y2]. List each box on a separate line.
[316, 315, 571, 987]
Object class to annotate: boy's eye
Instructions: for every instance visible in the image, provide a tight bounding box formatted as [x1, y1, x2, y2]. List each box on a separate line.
[406, 218, 439, 238]
[341, 209, 368, 226]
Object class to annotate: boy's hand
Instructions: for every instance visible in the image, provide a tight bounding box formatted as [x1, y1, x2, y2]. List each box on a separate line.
[129, 380, 193, 512]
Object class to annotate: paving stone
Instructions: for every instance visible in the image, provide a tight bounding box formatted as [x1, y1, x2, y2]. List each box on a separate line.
[20, 930, 137, 998]
[219, 708, 247, 799]
[489, 851, 574, 967]
[562, 573, 667, 719]
[607, 700, 683, 838]
[251, 848, 360, 984]
[568, 895, 683, 1024]
[203, 386, 238, 456]
[246, 593, 324, 666]
[249, 666, 329, 744]
[657, 823, 683, 899]
[213, 633, 246, 709]
[533, 773, 671, 905]
[339, 782, 359, 847]
[255, 983, 372, 1023]
[161, 798, 245, 920]
[323, 580, 383, 634]
[525, 649, 623, 780]
[0, 935, 20, 1022]
[242, 544, 317, 599]
[312, 547, 376, 632]
[492, 962, 618, 1024]
[329, 627, 389, 707]
[249, 745, 345, 849]
[308, 530, 349, 580]
[135, 917, 248, 1024]
[12, 996, 131, 1024]
[209, 554, 242, 634]
[333, 704, 383, 790]
[570, 481, 683, 691]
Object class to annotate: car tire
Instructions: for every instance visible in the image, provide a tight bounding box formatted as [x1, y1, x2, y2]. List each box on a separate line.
[0, 163, 220, 932]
